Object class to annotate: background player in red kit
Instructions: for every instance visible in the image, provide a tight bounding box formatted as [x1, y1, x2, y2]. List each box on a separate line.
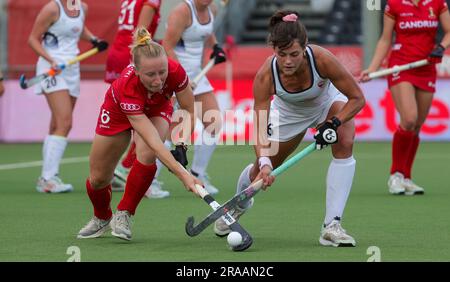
[360, 0, 450, 195]
[77, 28, 201, 241]
[104, 0, 169, 198]
[105, 0, 161, 83]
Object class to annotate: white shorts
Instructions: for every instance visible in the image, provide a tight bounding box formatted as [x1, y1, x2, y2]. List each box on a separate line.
[182, 63, 214, 96]
[192, 75, 214, 96]
[268, 92, 348, 142]
[34, 57, 80, 98]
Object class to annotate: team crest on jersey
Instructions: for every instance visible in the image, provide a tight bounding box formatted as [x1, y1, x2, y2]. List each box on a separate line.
[317, 80, 325, 88]
[72, 27, 81, 33]
[429, 7, 436, 18]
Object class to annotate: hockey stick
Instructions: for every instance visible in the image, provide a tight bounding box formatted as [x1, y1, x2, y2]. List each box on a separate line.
[19, 42, 108, 89]
[185, 142, 317, 236]
[189, 184, 253, 251]
[191, 59, 216, 89]
[368, 59, 429, 79]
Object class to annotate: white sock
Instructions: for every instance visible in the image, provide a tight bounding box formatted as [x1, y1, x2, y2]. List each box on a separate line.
[324, 156, 356, 226]
[236, 163, 254, 209]
[154, 140, 172, 180]
[41, 135, 68, 180]
[191, 131, 218, 176]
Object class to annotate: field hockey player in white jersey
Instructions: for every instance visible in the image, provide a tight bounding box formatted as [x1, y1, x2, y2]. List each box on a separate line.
[214, 10, 365, 247]
[162, 0, 226, 195]
[28, 0, 106, 193]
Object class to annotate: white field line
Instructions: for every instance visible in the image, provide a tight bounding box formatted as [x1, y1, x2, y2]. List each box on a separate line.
[0, 152, 449, 171]
[0, 156, 89, 171]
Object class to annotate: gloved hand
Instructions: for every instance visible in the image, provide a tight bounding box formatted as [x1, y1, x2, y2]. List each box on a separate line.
[90, 37, 109, 52]
[428, 44, 445, 64]
[210, 44, 226, 65]
[314, 117, 341, 150]
[171, 143, 188, 168]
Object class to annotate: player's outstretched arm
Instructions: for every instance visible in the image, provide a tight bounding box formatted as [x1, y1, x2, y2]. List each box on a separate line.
[127, 114, 200, 195]
[359, 14, 395, 82]
[252, 59, 275, 188]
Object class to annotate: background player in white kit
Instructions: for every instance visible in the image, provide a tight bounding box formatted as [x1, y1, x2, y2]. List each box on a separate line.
[162, 0, 227, 195]
[214, 11, 365, 247]
[28, 0, 106, 193]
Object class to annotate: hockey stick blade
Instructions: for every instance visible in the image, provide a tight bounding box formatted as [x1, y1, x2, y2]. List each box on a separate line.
[186, 185, 253, 251]
[19, 73, 49, 89]
[19, 74, 28, 89]
[185, 184, 259, 237]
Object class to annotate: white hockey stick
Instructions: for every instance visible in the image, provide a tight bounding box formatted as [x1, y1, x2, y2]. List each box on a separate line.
[368, 59, 429, 79]
[191, 59, 216, 88]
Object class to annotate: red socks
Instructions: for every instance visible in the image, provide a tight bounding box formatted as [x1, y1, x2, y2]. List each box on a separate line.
[404, 134, 420, 179]
[117, 160, 157, 215]
[391, 127, 419, 178]
[121, 142, 136, 169]
[86, 179, 112, 220]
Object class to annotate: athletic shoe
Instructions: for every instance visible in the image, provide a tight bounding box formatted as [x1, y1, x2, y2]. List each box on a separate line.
[144, 179, 170, 199]
[195, 172, 219, 195]
[214, 198, 254, 237]
[319, 219, 356, 247]
[111, 210, 132, 241]
[77, 216, 112, 239]
[403, 178, 425, 195]
[388, 172, 405, 195]
[36, 176, 73, 193]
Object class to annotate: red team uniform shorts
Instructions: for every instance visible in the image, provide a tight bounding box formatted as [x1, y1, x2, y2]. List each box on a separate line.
[387, 56, 437, 93]
[95, 99, 173, 136]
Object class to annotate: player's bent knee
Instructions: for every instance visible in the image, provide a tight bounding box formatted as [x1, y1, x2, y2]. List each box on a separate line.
[56, 117, 73, 135]
[136, 153, 156, 166]
[89, 175, 111, 190]
[400, 118, 417, 131]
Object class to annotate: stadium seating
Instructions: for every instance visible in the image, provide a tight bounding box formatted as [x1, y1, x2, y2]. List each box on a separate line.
[240, 0, 329, 45]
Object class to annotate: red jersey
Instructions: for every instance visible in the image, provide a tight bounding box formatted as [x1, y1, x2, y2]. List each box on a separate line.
[385, 0, 448, 63]
[114, 0, 161, 53]
[105, 0, 162, 83]
[97, 59, 189, 136]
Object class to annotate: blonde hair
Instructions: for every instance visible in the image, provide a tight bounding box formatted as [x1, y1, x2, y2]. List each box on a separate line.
[130, 27, 166, 68]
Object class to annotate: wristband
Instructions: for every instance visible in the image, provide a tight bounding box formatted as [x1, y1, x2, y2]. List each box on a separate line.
[258, 156, 273, 170]
[331, 116, 342, 128]
[90, 36, 99, 44]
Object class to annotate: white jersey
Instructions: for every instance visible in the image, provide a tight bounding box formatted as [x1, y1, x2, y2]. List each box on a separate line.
[41, 0, 85, 61]
[269, 46, 348, 142]
[35, 0, 85, 97]
[272, 46, 336, 116]
[174, 0, 214, 75]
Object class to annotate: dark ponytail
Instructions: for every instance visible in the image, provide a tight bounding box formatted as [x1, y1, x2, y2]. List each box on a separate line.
[268, 10, 308, 50]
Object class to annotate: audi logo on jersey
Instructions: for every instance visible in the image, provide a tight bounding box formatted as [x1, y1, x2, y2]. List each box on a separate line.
[120, 103, 141, 111]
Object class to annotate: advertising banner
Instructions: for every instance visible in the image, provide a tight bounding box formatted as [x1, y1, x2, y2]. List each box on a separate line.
[1, 79, 449, 142]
